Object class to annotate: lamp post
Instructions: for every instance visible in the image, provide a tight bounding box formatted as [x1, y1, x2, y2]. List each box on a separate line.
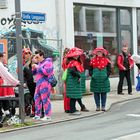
[15, 0, 25, 123]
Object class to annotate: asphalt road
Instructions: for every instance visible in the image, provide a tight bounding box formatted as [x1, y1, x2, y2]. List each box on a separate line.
[1, 99, 140, 140]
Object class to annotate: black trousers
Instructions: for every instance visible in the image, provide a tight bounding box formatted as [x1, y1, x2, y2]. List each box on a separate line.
[117, 70, 132, 94]
[0, 100, 10, 116]
[70, 98, 84, 113]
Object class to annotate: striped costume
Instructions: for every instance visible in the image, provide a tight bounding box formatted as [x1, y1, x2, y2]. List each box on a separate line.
[32, 58, 53, 117]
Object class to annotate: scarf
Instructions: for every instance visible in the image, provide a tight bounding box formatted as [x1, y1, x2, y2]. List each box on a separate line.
[90, 56, 110, 70]
[67, 60, 84, 73]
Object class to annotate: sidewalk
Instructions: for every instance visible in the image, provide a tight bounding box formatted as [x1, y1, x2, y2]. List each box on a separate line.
[1, 90, 140, 132]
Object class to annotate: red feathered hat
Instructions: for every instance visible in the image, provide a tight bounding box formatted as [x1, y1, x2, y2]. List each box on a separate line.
[66, 47, 83, 58]
[93, 47, 108, 56]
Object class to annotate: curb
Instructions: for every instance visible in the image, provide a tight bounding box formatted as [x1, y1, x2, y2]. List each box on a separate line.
[1, 96, 140, 133]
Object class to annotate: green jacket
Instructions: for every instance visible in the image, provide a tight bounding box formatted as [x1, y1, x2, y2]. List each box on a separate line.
[90, 68, 110, 93]
[66, 68, 86, 99]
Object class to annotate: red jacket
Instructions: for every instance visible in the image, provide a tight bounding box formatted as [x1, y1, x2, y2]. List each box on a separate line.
[117, 53, 134, 70]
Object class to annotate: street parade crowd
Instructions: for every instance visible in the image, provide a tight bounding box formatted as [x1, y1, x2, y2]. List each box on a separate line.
[1, 41, 140, 127]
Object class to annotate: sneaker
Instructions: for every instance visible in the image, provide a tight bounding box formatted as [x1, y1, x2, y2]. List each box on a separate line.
[7, 116, 21, 125]
[101, 107, 106, 111]
[33, 116, 40, 120]
[96, 107, 100, 111]
[70, 111, 81, 115]
[128, 92, 132, 95]
[41, 116, 51, 121]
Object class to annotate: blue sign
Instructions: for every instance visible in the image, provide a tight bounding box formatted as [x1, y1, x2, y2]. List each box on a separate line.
[87, 33, 93, 40]
[22, 11, 46, 22]
[0, 43, 4, 52]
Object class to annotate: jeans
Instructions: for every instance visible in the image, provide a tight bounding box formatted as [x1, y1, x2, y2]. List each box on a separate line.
[94, 92, 107, 108]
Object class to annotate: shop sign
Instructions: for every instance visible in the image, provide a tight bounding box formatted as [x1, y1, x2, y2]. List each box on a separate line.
[87, 33, 93, 43]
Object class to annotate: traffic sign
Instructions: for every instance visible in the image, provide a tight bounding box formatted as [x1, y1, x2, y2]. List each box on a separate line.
[22, 11, 46, 22]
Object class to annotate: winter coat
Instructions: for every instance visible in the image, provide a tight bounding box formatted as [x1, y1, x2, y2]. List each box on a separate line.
[66, 60, 85, 99]
[89, 56, 111, 93]
[90, 68, 110, 93]
[0, 62, 19, 97]
[117, 53, 134, 70]
[0, 62, 19, 86]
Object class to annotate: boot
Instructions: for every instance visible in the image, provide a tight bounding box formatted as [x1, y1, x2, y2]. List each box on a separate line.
[81, 105, 89, 112]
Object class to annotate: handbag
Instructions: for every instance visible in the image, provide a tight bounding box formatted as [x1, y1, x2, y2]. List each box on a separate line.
[48, 75, 57, 87]
[62, 69, 68, 81]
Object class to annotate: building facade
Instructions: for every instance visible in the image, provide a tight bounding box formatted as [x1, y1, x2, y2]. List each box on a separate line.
[57, 0, 140, 90]
[1, 0, 140, 91]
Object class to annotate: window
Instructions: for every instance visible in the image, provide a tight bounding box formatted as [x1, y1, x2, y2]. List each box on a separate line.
[0, 0, 8, 9]
[120, 9, 131, 25]
[74, 6, 83, 31]
[85, 9, 100, 32]
[102, 10, 116, 33]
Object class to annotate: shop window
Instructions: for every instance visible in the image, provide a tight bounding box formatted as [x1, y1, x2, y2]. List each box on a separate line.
[103, 37, 118, 76]
[120, 9, 131, 25]
[85, 9, 100, 32]
[102, 11, 116, 33]
[74, 6, 84, 31]
[121, 30, 132, 51]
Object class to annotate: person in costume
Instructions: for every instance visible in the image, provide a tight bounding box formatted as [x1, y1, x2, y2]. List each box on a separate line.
[0, 52, 19, 126]
[131, 54, 140, 91]
[32, 49, 53, 121]
[22, 48, 36, 117]
[89, 47, 111, 111]
[65, 47, 88, 115]
[117, 42, 134, 95]
[62, 48, 71, 113]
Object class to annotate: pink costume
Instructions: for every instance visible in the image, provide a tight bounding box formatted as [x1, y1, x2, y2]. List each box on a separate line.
[32, 58, 53, 117]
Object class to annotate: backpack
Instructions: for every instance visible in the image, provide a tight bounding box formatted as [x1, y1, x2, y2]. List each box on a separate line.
[48, 75, 57, 87]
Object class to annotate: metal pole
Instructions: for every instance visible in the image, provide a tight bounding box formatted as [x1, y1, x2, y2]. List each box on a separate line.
[15, 0, 25, 123]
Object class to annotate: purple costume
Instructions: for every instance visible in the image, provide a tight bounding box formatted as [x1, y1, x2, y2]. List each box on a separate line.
[32, 58, 53, 117]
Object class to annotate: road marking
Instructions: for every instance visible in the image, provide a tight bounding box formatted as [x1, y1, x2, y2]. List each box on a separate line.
[126, 114, 140, 117]
[111, 132, 140, 140]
